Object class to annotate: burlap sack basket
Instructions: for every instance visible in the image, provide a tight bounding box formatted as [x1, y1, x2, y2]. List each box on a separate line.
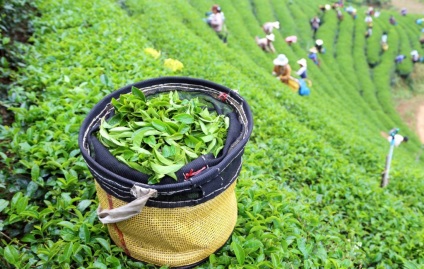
[78, 77, 253, 268]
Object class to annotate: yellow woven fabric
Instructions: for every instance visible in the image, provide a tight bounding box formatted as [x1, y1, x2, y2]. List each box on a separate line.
[95, 181, 237, 267]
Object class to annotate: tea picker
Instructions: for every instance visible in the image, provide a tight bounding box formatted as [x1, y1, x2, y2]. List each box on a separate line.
[381, 128, 408, 187]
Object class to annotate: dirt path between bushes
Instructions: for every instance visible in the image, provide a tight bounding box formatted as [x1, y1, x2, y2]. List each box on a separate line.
[396, 97, 424, 143]
[417, 105, 424, 143]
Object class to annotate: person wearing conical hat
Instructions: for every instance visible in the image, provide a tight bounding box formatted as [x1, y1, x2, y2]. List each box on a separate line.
[319, 4, 331, 12]
[351, 8, 357, 19]
[255, 33, 275, 53]
[365, 15, 373, 27]
[308, 47, 320, 66]
[411, 50, 421, 63]
[272, 54, 294, 86]
[296, 58, 307, 79]
[315, 39, 325, 53]
[381, 32, 389, 51]
[262, 21, 280, 35]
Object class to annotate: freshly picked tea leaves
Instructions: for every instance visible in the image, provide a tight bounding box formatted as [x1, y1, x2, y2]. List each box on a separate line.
[97, 87, 229, 184]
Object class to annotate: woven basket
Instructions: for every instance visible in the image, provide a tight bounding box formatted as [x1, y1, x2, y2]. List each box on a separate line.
[78, 77, 253, 268]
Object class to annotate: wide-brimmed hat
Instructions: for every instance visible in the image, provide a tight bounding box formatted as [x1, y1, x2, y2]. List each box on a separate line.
[273, 54, 289, 66]
[315, 39, 324, 46]
[297, 58, 307, 67]
[273, 21, 280, 29]
[411, 50, 419, 56]
[309, 47, 318, 53]
[266, 34, 275, 41]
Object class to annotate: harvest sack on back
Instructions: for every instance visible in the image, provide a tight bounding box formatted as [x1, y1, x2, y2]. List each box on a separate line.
[298, 79, 311, 96]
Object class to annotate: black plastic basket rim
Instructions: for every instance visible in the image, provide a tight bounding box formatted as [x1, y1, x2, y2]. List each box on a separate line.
[78, 76, 253, 194]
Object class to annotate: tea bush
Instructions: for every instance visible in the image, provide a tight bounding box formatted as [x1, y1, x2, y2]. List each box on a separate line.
[1, 0, 424, 268]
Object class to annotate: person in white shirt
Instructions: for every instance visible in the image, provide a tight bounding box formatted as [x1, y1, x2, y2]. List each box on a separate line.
[411, 50, 420, 63]
[365, 15, 373, 27]
[255, 34, 275, 53]
[381, 32, 388, 51]
[382, 129, 408, 147]
[296, 58, 307, 79]
[388, 134, 408, 146]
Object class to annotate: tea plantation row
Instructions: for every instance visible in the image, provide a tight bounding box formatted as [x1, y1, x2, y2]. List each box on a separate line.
[0, 0, 423, 268]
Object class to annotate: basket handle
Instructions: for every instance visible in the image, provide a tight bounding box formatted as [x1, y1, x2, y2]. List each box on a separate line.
[97, 185, 158, 224]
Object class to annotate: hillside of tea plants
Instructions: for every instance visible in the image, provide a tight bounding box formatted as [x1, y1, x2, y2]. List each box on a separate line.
[1, 0, 424, 268]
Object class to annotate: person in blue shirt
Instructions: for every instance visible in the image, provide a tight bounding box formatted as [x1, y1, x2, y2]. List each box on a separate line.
[394, 54, 406, 64]
[308, 47, 320, 66]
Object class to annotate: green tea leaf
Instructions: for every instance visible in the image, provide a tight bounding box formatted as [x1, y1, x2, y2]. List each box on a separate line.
[184, 135, 201, 148]
[100, 74, 109, 86]
[152, 119, 169, 132]
[154, 149, 174, 165]
[200, 134, 214, 143]
[95, 238, 111, 252]
[131, 86, 146, 102]
[108, 113, 123, 126]
[57, 221, 75, 230]
[178, 124, 190, 135]
[60, 242, 73, 264]
[4, 245, 19, 265]
[77, 200, 92, 212]
[0, 199, 9, 213]
[109, 126, 131, 132]
[173, 113, 194, 124]
[231, 241, 245, 265]
[132, 127, 155, 146]
[79, 223, 90, 243]
[151, 163, 184, 177]
[31, 164, 40, 181]
[162, 145, 176, 158]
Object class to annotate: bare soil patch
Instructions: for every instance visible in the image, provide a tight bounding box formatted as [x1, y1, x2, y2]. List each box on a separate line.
[417, 105, 424, 143]
[391, 0, 424, 13]
[394, 64, 424, 143]
[396, 97, 424, 143]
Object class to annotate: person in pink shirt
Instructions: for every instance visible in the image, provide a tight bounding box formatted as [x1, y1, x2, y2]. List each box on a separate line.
[262, 21, 280, 35]
[285, 35, 297, 45]
[209, 5, 228, 43]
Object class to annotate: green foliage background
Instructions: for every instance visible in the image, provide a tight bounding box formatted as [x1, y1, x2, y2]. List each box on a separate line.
[0, 0, 424, 268]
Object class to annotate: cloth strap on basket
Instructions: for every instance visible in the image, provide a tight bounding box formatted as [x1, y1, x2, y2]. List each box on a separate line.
[97, 185, 158, 224]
